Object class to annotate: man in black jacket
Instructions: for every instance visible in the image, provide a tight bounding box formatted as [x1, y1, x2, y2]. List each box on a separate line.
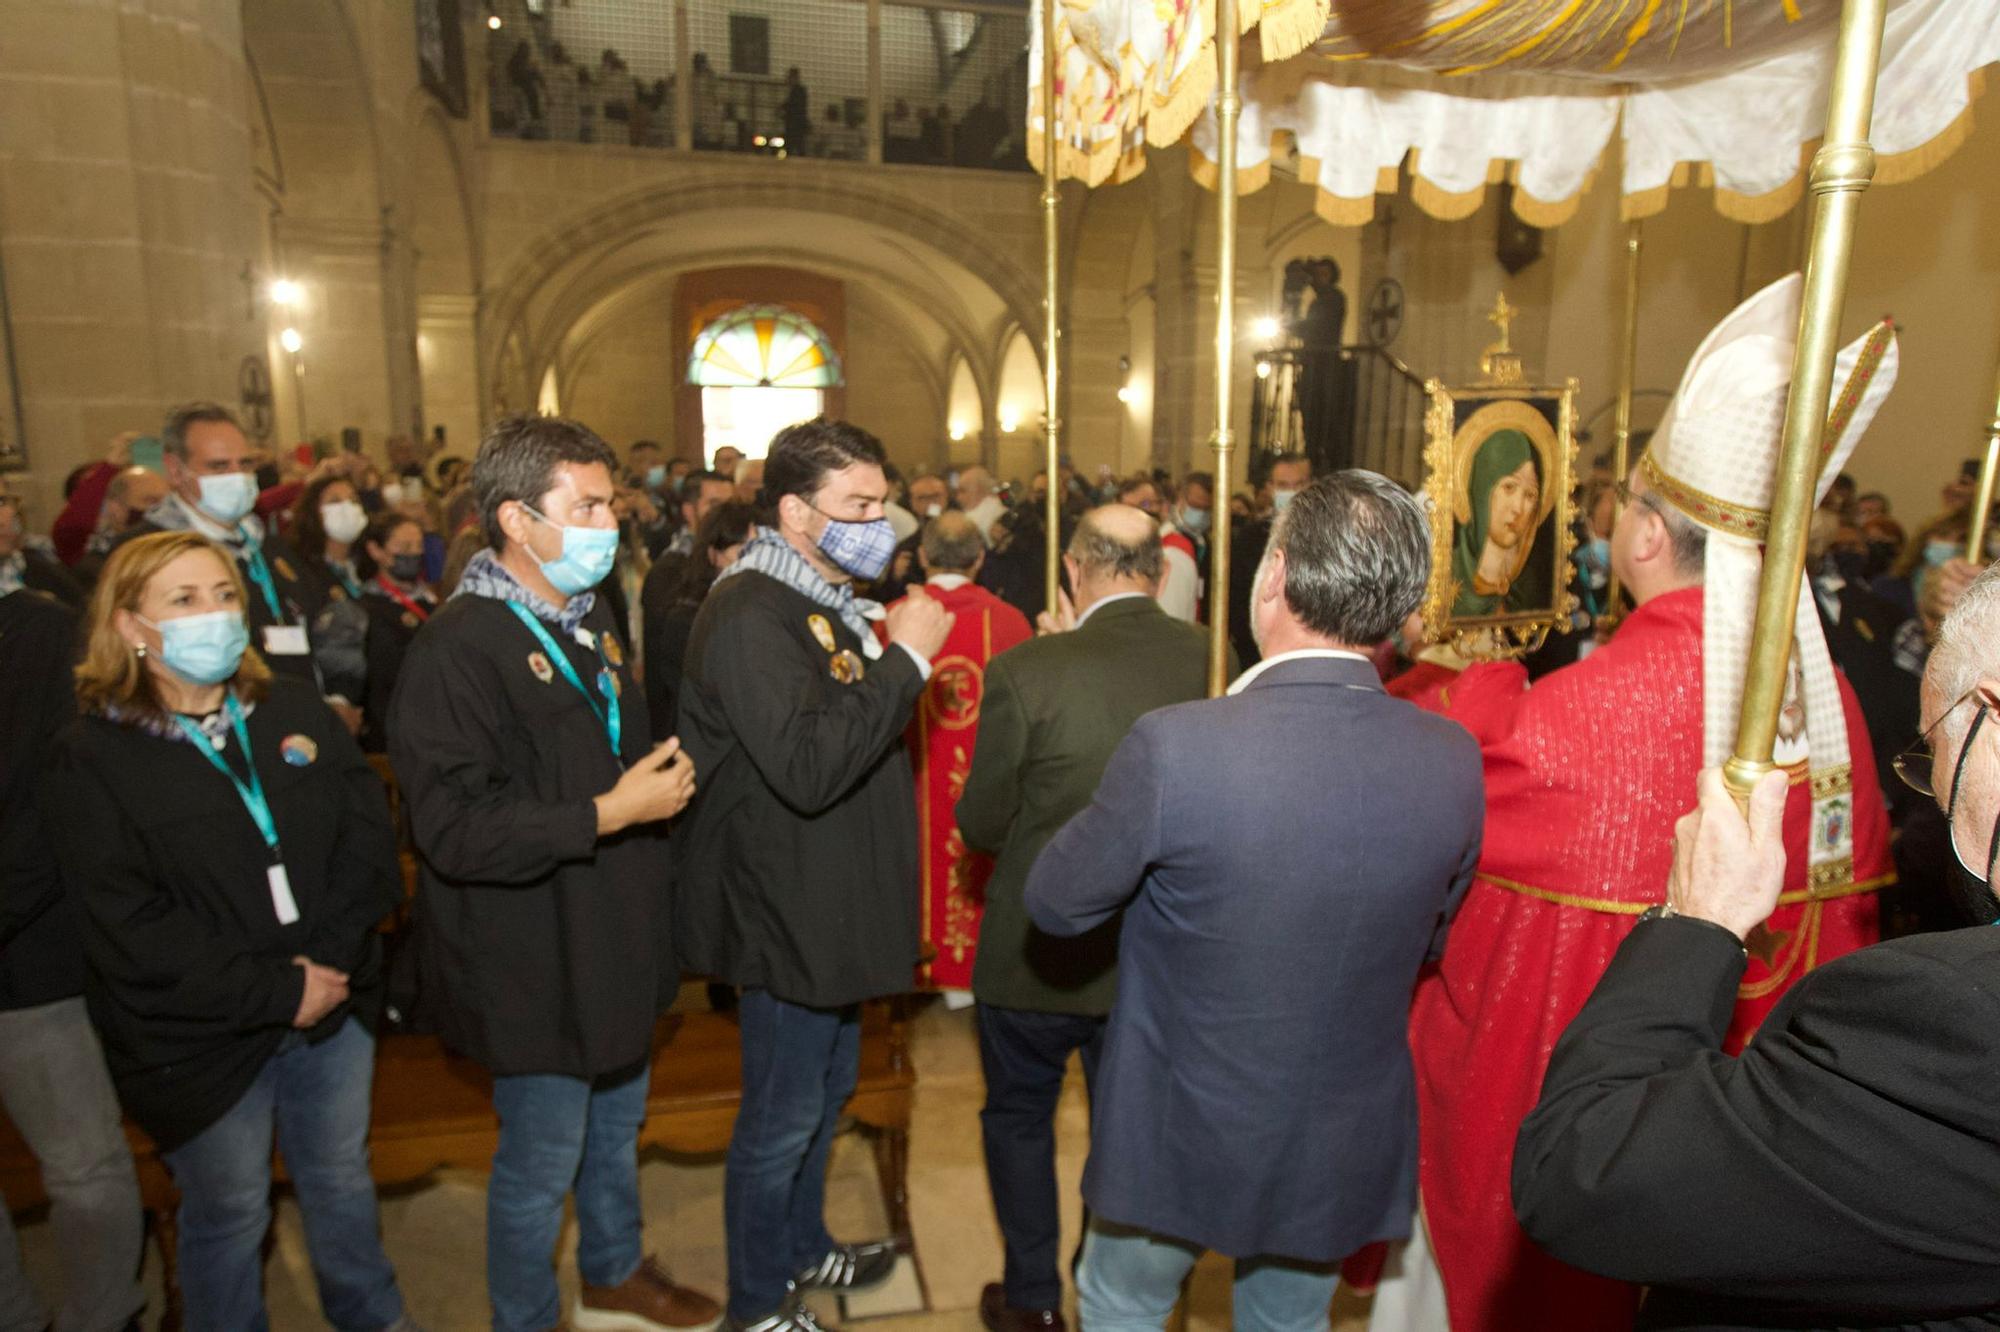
[1511, 564, 2000, 1330]
[117, 402, 330, 685]
[391, 414, 721, 1332]
[0, 588, 145, 1332]
[675, 419, 952, 1332]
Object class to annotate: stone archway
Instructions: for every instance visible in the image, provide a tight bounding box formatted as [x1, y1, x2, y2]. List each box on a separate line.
[481, 171, 1042, 404]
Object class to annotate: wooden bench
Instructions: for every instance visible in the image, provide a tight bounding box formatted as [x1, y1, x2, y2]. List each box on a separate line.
[0, 1002, 915, 1330]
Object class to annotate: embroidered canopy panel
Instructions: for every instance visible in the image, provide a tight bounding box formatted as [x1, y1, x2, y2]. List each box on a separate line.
[1028, 0, 2000, 224]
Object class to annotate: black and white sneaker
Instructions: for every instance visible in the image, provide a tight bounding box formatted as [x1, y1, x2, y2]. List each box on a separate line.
[726, 1299, 837, 1332]
[791, 1240, 900, 1294]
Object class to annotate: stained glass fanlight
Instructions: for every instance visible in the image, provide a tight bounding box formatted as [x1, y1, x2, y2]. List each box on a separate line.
[687, 304, 843, 389]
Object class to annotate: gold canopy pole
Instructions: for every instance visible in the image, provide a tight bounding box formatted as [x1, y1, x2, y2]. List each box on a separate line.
[1040, 0, 1063, 618]
[1723, 0, 1888, 801]
[1601, 221, 1643, 626]
[1206, 0, 1241, 696]
[1965, 373, 2000, 563]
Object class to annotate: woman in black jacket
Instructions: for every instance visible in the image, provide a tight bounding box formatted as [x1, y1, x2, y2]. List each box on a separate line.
[46, 531, 419, 1332]
[354, 510, 437, 752]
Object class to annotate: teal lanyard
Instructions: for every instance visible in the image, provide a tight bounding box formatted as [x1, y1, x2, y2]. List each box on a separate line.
[505, 600, 622, 756]
[171, 694, 279, 858]
[240, 544, 284, 621]
[329, 561, 361, 600]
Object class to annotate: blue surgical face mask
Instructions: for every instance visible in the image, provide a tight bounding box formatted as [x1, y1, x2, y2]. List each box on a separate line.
[196, 472, 258, 526]
[644, 464, 667, 490]
[815, 512, 898, 581]
[142, 610, 250, 686]
[525, 505, 619, 596]
[1271, 488, 1299, 513]
[1925, 540, 1962, 568]
[1181, 505, 1210, 534]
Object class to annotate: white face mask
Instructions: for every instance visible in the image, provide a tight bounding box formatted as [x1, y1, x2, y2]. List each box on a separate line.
[320, 500, 367, 544]
[195, 472, 258, 526]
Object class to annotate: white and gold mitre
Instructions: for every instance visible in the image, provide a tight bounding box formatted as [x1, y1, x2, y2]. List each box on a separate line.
[1643, 273, 1899, 891]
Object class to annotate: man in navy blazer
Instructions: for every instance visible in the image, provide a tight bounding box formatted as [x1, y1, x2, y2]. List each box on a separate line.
[1025, 471, 1483, 1331]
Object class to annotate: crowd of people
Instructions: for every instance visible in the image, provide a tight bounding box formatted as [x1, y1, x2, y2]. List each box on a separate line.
[4, 275, 2000, 1332]
[492, 21, 1029, 172]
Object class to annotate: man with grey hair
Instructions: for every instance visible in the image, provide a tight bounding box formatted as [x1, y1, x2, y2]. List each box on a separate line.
[1025, 473, 1483, 1331]
[116, 402, 329, 682]
[1508, 564, 2000, 1327]
[957, 505, 1217, 1332]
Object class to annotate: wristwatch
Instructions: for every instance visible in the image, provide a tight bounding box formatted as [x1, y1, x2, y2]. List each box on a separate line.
[1639, 902, 1749, 955]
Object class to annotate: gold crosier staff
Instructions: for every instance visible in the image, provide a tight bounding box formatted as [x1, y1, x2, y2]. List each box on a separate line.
[1040, 0, 1063, 617]
[1601, 221, 1643, 625]
[1964, 368, 2000, 564]
[1206, 0, 1242, 696]
[1722, 0, 1889, 801]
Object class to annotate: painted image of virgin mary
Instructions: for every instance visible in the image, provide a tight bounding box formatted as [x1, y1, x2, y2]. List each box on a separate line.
[1451, 428, 1551, 616]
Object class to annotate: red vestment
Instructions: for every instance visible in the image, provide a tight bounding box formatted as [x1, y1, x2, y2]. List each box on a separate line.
[1384, 659, 1463, 713]
[1409, 587, 1890, 1332]
[886, 580, 1031, 989]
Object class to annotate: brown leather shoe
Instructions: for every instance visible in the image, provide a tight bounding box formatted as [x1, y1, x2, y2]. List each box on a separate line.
[979, 1282, 1066, 1332]
[576, 1257, 724, 1332]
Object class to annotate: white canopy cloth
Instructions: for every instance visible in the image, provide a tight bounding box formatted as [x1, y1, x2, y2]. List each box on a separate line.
[1029, 0, 2000, 224]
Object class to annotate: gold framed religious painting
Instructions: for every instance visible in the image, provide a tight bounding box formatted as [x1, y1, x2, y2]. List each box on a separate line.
[1419, 379, 1580, 659]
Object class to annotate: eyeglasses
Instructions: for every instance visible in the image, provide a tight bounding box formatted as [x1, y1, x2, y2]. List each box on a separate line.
[1894, 687, 1983, 799]
[1612, 479, 1663, 518]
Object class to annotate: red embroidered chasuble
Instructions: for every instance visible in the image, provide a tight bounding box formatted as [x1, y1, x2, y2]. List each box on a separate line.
[1405, 586, 1890, 1332]
[886, 581, 1032, 990]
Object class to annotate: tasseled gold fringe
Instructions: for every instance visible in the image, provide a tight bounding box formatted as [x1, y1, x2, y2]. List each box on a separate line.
[1257, 0, 1330, 64]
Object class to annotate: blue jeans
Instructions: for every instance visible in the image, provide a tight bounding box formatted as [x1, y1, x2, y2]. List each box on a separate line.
[976, 1004, 1105, 1311]
[1075, 1219, 1339, 1332]
[161, 1018, 406, 1332]
[723, 990, 859, 1321]
[487, 1064, 648, 1332]
[0, 997, 145, 1332]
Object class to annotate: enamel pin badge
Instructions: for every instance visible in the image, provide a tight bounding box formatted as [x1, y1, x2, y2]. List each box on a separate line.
[280, 734, 319, 766]
[829, 649, 866, 684]
[528, 651, 554, 684]
[602, 635, 625, 668]
[808, 614, 837, 653]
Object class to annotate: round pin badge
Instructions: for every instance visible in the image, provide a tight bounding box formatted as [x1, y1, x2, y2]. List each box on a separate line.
[280, 734, 319, 767]
[528, 651, 555, 684]
[829, 649, 866, 684]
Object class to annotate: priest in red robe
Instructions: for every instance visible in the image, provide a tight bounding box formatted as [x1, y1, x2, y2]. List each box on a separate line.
[1374, 276, 1900, 1332]
[884, 510, 1032, 991]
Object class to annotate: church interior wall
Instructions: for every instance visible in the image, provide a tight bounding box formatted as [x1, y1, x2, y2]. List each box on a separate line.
[3, 0, 2000, 550]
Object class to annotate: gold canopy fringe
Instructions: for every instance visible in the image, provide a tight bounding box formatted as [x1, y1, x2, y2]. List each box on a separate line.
[1257, 0, 1333, 63]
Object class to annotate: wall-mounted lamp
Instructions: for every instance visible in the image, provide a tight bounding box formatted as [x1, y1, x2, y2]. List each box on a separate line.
[998, 410, 1021, 433]
[948, 423, 967, 442]
[1253, 316, 1280, 340]
[487, 14, 503, 29]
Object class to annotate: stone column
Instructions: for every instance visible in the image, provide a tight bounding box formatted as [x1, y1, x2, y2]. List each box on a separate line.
[0, 0, 262, 511]
[417, 294, 482, 457]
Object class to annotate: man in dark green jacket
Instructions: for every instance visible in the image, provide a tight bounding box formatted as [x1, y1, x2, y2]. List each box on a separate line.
[956, 504, 1228, 1332]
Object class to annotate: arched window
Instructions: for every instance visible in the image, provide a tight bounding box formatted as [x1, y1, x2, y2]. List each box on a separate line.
[687, 304, 842, 464]
[687, 303, 843, 389]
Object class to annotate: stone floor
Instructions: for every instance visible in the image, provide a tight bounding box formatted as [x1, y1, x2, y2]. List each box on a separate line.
[14, 1000, 1372, 1330]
